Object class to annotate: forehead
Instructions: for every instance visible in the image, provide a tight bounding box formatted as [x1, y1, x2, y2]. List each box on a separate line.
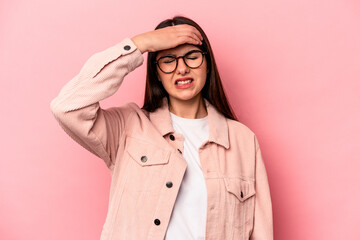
[157, 44, 201, 57]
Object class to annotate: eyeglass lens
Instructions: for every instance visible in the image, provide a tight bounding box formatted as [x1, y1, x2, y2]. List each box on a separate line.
[157, 51, 204, 73]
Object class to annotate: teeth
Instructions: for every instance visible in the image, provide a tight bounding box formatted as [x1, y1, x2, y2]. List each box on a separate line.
[176, 79, 192, 85]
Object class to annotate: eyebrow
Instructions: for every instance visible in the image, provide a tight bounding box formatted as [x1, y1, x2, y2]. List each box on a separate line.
[158, 49, 200, 58]
[160, 53, 177, 58]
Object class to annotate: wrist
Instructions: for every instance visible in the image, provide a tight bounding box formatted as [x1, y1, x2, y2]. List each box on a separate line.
[131, 34, 147, 54]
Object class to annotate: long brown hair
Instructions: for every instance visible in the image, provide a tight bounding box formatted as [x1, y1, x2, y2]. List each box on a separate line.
[141, 15, 238, 121]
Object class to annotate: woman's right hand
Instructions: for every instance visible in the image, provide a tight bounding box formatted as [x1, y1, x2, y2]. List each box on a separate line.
[131, 24, 204, 54]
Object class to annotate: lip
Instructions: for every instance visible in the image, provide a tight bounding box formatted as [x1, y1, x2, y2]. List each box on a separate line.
[174, 77, 193, 85]
[174, 77, 195, 89]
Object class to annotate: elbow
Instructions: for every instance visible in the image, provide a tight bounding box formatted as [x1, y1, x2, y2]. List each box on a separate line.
[50, 98, 64, 119]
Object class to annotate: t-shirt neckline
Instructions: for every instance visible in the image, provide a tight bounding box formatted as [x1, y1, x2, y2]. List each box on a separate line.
[169, 112, 208, 125]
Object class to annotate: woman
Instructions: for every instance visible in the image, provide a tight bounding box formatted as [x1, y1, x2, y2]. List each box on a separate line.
[50, 16, 273, 240]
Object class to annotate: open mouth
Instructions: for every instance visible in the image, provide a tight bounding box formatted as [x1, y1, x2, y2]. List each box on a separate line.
[175, 79, 194, 85]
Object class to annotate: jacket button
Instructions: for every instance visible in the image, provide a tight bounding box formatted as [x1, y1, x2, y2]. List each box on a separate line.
[170, 134, 175, 141]
[124, 45, 131, 50]
[177, 149, 182, 154]
[166, 181, 173, 188]
[154, 219, 161, 225]
[141, 156, 147, 162]
[240, 191, 244, 198]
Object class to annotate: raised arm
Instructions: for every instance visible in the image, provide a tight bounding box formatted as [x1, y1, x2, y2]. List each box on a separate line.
[50, 25, 204, 170]
[50, 38, 144, 169]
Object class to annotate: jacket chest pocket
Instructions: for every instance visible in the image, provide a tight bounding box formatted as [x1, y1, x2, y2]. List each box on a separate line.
[125, 135, 170, 166]
[124, 136, 171, 193]
[224, 177, 256, 232]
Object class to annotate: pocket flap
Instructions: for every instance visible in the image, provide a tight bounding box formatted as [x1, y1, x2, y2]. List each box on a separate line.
[224, 177, 255, 202]
[125, 136, 170, 166]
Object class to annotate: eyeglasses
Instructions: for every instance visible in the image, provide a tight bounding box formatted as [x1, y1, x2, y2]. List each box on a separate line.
[155, 50, 207, 74]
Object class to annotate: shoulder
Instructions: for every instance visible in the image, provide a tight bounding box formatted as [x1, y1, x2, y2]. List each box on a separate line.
[113, 101, 150, 120]
[225, 118, 259, 150]
[111, 101, 146, 112]
[226, 118, 256, 137]
[104, 101, 149, 122]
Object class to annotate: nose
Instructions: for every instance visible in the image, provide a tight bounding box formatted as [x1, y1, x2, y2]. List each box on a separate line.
[176, 57, 189, 75]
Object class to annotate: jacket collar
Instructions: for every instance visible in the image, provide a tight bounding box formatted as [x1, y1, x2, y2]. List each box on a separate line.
[149, 97, 229, 149]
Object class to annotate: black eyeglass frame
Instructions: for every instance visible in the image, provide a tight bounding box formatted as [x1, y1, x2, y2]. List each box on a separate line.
[155, 50, 208, 74]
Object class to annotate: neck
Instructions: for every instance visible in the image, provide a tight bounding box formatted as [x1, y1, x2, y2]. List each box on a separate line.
[168, 95, 207, 119]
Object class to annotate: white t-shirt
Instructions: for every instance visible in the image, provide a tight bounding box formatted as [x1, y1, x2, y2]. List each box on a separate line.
[164, 112, 209, 240]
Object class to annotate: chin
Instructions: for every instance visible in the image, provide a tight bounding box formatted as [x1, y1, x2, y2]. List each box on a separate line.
[172, 92, 201, 102]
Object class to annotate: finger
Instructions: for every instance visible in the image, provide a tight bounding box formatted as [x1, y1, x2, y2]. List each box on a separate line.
[180, 35, 200, 45]
[187, 31, 202, 45]
[172, 25, 202, 45]
[181, 24, 203, 41]
[191, 32, 202, 44]
[176, 29, 202, 44]
[190, 27, 203, 41]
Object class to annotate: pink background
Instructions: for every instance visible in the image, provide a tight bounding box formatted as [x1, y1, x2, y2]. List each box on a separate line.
[1, 0, 359, 239]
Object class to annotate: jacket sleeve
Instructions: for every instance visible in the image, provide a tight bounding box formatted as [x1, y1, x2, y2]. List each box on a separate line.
[250, 135, 274, 240]
[50, 38, 144, 169]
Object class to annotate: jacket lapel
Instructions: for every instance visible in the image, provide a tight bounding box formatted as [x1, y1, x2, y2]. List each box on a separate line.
[149, 97, 229, 149]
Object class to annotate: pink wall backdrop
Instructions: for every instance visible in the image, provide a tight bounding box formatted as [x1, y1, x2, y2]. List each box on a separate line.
[1, 0, 359, 239]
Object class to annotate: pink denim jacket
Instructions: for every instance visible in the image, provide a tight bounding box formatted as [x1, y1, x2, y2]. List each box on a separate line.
[50, 38, 273, 240]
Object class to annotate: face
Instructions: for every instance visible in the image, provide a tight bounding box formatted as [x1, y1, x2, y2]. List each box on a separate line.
[156, 44, 208, 103]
